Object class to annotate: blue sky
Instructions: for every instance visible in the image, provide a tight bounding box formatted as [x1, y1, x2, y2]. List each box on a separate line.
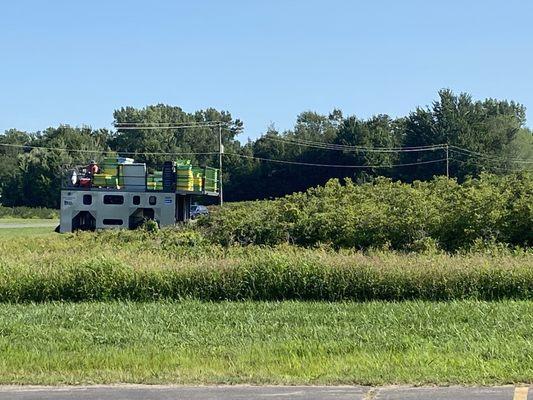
[1, 0, 532, 140]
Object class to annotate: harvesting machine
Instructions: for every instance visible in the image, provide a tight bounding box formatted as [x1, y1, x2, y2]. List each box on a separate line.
[59, 156, 219, 232]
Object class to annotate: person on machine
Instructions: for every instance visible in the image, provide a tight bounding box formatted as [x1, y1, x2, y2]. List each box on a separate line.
[86, 160, 99, 177]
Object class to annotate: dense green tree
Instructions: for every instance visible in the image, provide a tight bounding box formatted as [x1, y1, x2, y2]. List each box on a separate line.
[0, 91, 531, 207]
[110, 105, 242, 168]
[335, 114, 404, 172]
[0, 129, 32, 203]
[401, 89, 527, 180]
[1, 126, 111, 207]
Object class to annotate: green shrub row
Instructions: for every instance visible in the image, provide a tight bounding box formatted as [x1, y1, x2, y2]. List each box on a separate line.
[200, 173, 533, 251]
[0, 205, 58, 219]
[1, 246, 531, 302]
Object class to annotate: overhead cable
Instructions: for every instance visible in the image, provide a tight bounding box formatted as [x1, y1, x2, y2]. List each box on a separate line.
[225, 152, 446, 169]
[113, 121, 231, 129]
[449, 157, 528, 172]
[262, 136, 446, 153]
[0, 143, 218, 156]
[114, 125, 225, 130]
[261, 136, 533, 162]
[449, 145, 533, 164]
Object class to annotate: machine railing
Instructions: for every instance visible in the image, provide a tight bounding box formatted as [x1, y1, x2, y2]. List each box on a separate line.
[62, 163, 220, 195]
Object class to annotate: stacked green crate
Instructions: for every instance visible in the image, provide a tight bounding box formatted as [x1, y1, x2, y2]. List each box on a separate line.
[95, 156, 119, 188]
[93, 174, 118, 187]
[154, 171, 163, 190]
[192, 167, 204, 192]
[204, 167, 218, 192]
[147, 180, 163, 191]
[176, 160, 193, 191]
[102, 157, 119, 176]
[147, 171, 163, 191]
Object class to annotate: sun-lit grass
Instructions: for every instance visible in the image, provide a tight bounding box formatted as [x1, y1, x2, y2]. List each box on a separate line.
[0, 229, 531, 302]
[0, 229, 531, 385]
[0, 300, 532, 385]
[0, 218, 58, 224]
[0, 205, 58, 219]
[0, 226, 57, 237]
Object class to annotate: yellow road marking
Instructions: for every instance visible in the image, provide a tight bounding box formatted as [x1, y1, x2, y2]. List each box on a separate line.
[514, 387, 529, 400]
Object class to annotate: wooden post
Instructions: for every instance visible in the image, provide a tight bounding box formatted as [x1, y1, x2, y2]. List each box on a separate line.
[446, 144, 449, 178]
[218, 124, 223, 206]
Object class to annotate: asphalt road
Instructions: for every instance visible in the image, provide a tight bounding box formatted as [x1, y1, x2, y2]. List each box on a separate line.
[0, 385, 527, 400]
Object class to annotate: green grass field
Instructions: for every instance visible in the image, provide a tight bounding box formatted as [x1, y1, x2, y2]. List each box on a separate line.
[0, 218, 58, 224]
[0, 220, 58, 237]
[0, 300, 532, 385]
[0, 227, 531, 385]
[0, 228, 55, 238]
[0, 206, 58, 220]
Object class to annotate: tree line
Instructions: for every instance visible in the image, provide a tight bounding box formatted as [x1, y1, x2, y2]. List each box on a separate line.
[1, 89, 532, 208]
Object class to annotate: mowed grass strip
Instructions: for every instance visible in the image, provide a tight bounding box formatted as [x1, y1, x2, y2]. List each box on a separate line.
[0, 226, 56, 238]
[0, 300, 532, 385]
[0, 218, 58, 224]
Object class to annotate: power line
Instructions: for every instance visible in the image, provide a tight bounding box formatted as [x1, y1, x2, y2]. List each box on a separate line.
[225, 152, 447, 168]
[260, 136, 533, 163]
[113, 121, 232, 130]
[266, 135, 444, 149]
[0, 143, 218, 156]
[449, 145, 533, 164]
[110, 123, 533, 162]
[2, 140, 530, 169]
[450, 157, 530, 172]
[114, 125, 225, 130]
[114, 121, 229, 125]
[0, 141, 447, 168]
[261, 136, 446, 153]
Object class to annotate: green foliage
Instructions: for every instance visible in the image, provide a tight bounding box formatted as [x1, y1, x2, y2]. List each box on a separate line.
[0, 125, 111, 208]
[200, 200, 287, 246]
[141, 219, 159, 233]
[87, 225, 210, 253]
[201, 173, 533, 251]
[401, 89, 528, 180]
[110, 104, 243, 169]
[223, 90, 532, 201]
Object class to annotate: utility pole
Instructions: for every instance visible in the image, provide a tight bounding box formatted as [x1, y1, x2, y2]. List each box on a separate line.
[218, 124, 224, 206]
[445, 144, 449, 179]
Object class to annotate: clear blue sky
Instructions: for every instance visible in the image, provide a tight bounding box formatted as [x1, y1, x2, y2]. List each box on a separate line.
[1, 0, 532, 140]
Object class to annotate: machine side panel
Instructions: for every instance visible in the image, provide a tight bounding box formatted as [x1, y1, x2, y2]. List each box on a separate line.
[60, 191, 177, 232]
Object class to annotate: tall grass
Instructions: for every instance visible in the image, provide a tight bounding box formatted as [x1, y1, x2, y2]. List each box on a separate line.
[0, 230, 531, 302]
